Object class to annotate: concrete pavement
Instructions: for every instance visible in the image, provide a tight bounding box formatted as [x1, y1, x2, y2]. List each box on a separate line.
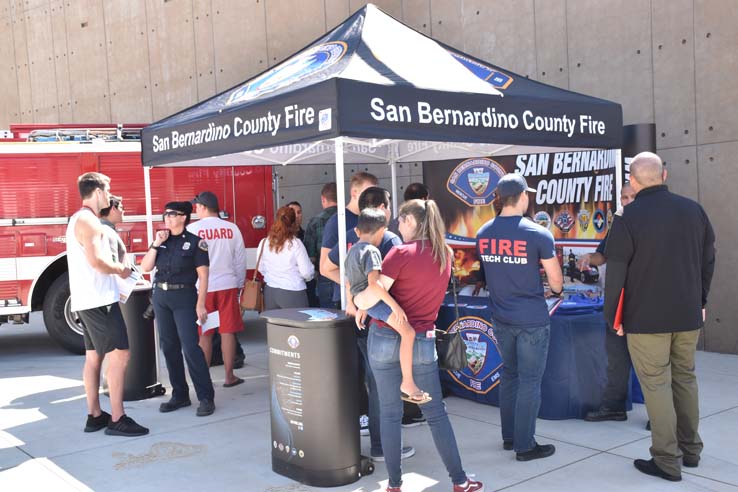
[1, 314, 736, 491]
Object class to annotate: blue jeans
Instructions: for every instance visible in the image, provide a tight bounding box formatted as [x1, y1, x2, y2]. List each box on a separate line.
[356, 335, 382, 455]
[317, 278, 338, 309]
[368, 322, 467, 488]
[495, 320, 550, 453]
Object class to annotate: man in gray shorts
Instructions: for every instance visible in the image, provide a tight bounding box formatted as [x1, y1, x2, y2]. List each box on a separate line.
[66, 172, 148, 437]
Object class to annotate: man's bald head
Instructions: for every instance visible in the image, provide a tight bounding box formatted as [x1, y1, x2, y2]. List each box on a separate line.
[630, 152, 665, 191]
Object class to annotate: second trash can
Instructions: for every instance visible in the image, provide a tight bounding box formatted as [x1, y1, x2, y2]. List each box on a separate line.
[262, 308, 373, 487]
[118, 286, 164, 401]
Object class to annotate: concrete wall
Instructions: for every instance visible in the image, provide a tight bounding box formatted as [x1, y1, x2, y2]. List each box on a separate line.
[1, 0, 735, 353]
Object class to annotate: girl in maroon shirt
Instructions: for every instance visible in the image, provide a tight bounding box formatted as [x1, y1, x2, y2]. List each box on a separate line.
[364, 199, 484, 492]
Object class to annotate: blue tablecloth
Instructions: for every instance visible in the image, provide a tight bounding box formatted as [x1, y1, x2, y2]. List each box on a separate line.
[437, 295, 641, 420]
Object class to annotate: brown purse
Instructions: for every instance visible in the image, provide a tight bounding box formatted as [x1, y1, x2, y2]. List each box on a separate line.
[240, 239, 265, 312]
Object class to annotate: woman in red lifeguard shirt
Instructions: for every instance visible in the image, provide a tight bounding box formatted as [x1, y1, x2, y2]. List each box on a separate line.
[363, 199, 484, 492]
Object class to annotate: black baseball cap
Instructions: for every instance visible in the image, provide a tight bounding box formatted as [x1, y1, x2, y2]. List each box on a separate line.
[495, 173, 536, 199]
[192, 191, 219, 211]
[164, 201, 192, 215]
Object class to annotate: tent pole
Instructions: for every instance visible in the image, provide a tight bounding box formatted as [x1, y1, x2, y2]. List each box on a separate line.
[390, 144, 398, 218]
[142, 165, 162, 387]
[615, 148, 623, 210]
[143, 165, 154, 246]
[334, 137, 347, 310]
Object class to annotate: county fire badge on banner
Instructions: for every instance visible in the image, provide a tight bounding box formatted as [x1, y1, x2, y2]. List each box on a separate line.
[443, 316, 503, 395]
[446, 158, 506, 207]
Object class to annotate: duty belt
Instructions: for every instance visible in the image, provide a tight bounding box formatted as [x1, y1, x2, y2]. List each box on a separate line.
[154, 282, 194, 291]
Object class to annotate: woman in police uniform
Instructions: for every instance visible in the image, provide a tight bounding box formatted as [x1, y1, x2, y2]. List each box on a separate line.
[140, 201, 216, 417]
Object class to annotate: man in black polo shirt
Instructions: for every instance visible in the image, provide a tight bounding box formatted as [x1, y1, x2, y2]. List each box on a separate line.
[604, 152, 715, 482]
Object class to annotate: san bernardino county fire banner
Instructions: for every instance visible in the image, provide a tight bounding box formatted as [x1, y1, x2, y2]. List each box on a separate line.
[426, 150, 617, 395]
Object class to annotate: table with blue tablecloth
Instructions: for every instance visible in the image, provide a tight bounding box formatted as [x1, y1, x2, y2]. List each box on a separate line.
[437, 295, 642, 419]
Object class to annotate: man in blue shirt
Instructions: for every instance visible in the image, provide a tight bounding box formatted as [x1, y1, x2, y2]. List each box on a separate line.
[476, 173, 563, 462]
[320, 172, 378, 308]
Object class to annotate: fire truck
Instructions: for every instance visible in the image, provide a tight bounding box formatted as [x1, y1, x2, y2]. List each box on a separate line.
[0, 124, 274, 354]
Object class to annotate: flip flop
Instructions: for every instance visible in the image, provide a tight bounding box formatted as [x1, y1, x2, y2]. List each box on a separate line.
[401, 390, 432, 405]
[223, 377, 244, 388]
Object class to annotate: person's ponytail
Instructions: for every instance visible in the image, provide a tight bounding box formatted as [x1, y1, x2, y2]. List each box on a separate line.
[423, 200, 450, 273]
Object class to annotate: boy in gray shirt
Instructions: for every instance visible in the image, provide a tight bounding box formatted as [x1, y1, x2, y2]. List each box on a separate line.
[345, 208, 430, 404]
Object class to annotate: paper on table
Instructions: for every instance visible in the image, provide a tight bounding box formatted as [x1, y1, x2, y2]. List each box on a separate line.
[196, 311, 220, 333]
[116, 269, 143, 304]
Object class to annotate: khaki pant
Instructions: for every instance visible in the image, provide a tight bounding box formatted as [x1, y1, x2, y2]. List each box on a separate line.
[627, 330, 703, 476]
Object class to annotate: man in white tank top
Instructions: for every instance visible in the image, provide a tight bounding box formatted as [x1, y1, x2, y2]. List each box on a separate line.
[66, 172, 148, 437]
[188, 191, 247, 387]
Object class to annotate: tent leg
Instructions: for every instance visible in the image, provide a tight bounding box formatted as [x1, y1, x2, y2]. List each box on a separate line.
[390, 150, 398, 218]
[142, 165, 162, 386]
[334, 137, 347, 310]
[615, 148, 623, 210]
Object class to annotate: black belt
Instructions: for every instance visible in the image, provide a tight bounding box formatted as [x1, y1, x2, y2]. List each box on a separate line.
[154, 282, 194, 291]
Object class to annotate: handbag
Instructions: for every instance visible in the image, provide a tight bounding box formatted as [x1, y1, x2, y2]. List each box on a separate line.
[240, 239, 265, 312]
[435, 269, 468, 371]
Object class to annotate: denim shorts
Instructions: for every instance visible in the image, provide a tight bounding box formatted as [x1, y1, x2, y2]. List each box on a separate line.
[367, 300, 393, 324]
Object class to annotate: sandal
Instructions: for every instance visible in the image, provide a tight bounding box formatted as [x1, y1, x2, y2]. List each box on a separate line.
[401, 390, 432, 405]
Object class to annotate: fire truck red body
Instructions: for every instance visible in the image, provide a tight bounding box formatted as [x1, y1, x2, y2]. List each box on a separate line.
[0, 124, 274, 353]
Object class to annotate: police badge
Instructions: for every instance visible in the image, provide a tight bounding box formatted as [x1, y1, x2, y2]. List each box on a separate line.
[577, 209, 591, 232]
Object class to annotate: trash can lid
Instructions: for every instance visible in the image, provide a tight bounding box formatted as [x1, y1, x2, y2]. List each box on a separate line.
[260, 308, 352, 329]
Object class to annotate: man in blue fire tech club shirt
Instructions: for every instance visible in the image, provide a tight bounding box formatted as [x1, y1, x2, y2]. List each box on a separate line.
[475, 173, 563, 462]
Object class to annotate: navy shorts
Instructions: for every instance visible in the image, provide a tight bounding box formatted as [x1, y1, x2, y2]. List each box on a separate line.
[77, 303, 129, 356]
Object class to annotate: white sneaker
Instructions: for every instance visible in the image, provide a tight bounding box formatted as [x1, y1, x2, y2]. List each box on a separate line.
[359, 414, 370, 436]
[371, 446, 415, 461]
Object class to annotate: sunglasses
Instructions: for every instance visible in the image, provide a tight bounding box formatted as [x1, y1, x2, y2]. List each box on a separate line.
[162, 211, 186, 219]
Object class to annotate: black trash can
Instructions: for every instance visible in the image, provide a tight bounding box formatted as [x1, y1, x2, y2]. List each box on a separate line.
[262, 308, 373, 487]
[118, 286, 164, 401]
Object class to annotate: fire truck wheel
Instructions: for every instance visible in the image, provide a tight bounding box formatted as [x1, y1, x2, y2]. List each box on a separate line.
[43, 273, 85, 355]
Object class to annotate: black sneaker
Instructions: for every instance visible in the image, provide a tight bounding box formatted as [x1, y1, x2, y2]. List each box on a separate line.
[516, 443, 556, 461]
[503, 440, 513, 451]
[196, 399, 215, 417]
[84, 410, 111, 432]
[159, 397, 192, 413]
[634, 458, 681, 481]
[401, 415, 426, 428]
[105, 415, 149, 437]
[584, 408, 627, 422]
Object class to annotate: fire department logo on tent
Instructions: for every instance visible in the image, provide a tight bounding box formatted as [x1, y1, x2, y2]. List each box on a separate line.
[447, 158, 505, 206]
[227, 42, 348, 105]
